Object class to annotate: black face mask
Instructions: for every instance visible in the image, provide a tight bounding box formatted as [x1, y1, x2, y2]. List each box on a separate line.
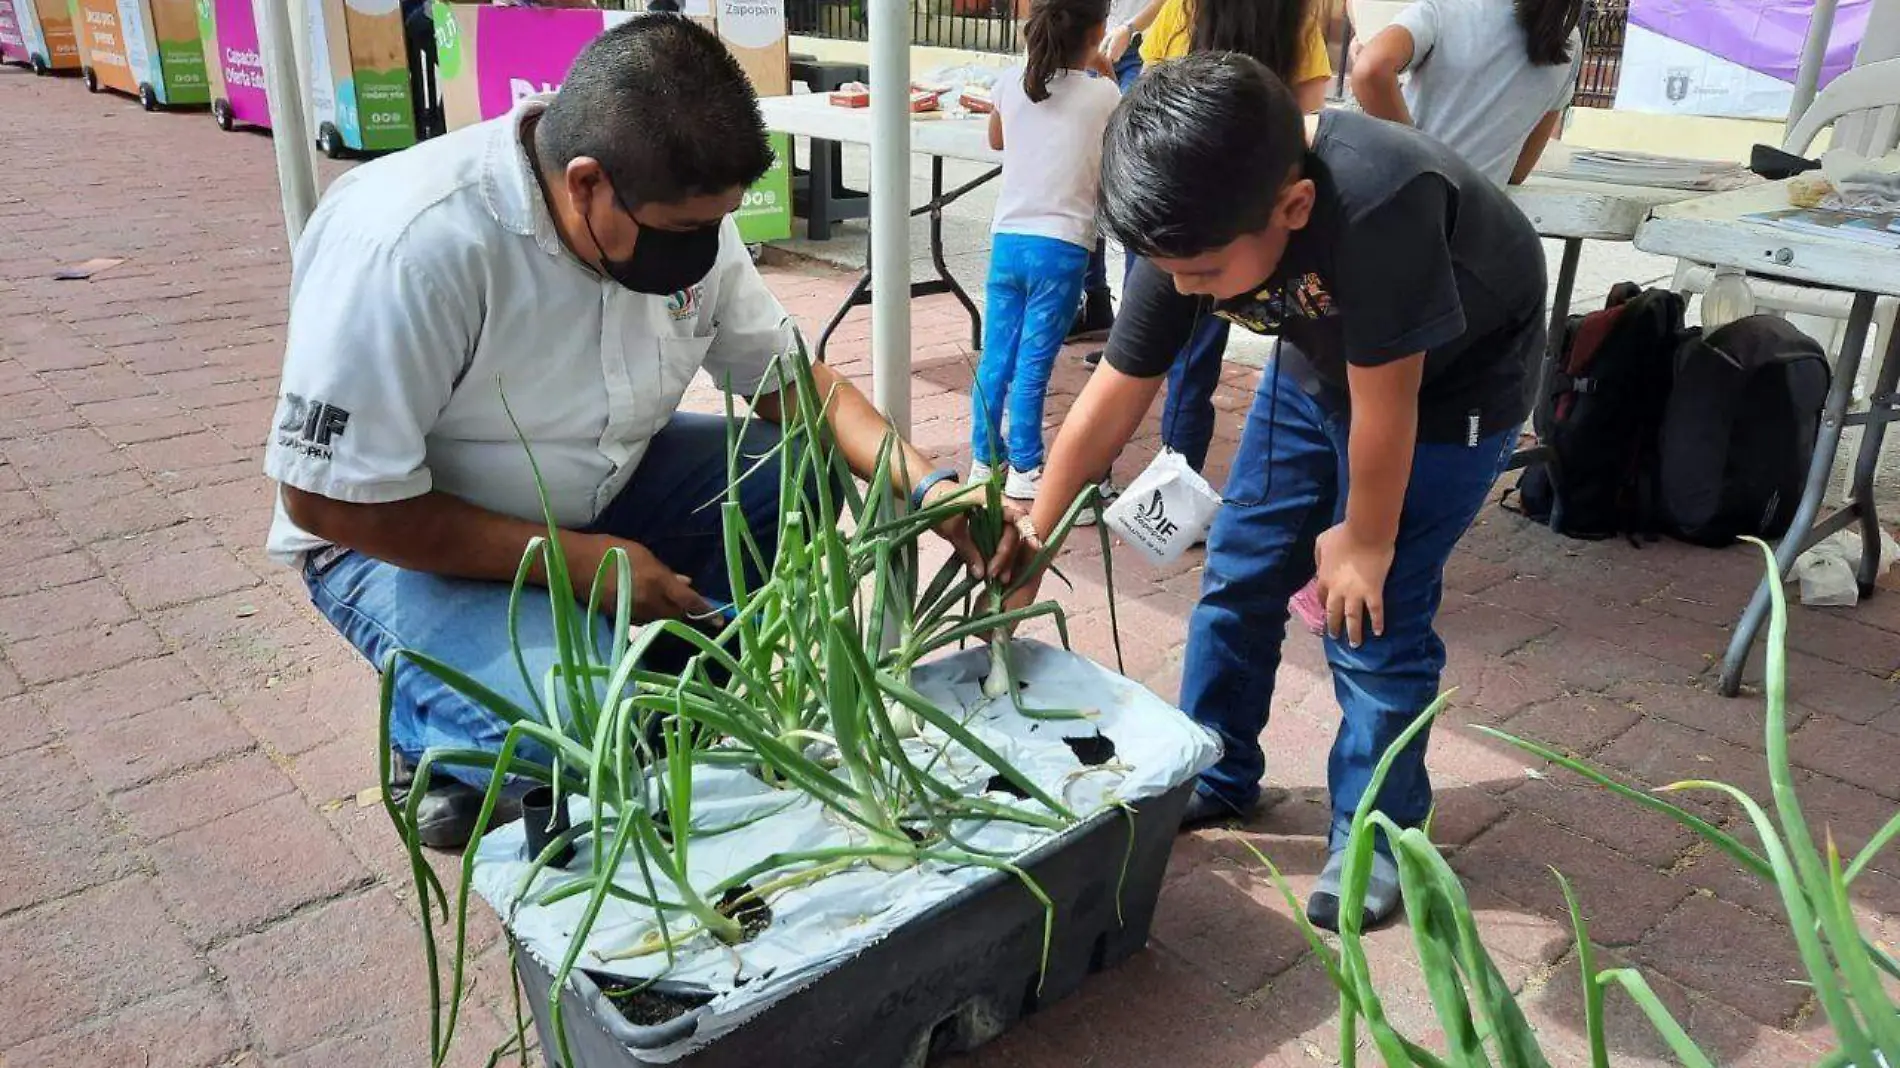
[584, 184, 722, 296]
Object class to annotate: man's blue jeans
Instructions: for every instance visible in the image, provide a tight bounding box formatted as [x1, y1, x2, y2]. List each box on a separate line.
[1082, 41, 1146, 295]
[974, 233, 1089, 470]
[1181, 357, 1514, 853]
[304, 413, 790, 788]
[1161, 314, 1228, 471]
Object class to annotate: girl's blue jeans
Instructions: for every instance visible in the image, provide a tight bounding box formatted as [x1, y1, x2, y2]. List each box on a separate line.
[973, 232, 1090, 470]
[1182, 354, 1515, 853]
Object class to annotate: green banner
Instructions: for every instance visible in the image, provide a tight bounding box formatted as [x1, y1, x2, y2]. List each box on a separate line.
[354, 66, 417, 151]
[735, 133, 792, 245]
[158, 35, 210, 104]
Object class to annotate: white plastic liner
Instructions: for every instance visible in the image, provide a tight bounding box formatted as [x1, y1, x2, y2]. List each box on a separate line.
[470, 640, 1219, 1059]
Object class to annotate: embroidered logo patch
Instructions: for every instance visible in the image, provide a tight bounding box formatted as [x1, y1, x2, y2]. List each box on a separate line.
[666, 284, 702, 321]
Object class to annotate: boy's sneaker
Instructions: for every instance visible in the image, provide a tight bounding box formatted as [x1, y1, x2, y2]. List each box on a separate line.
[969, 461, 996, 486]
[1004, 466, 1043, 502]
[1073, 475, 1121, 527]
[1066, 288, 1115, 343]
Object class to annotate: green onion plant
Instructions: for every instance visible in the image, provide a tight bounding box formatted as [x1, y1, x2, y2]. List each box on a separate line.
[1247, 539, 1900, 1067]
[382, 326, 1131, 1067]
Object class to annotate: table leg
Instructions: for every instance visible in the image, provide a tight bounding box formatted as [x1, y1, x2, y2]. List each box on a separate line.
[816, 263, 872, 364]
[1537, 238, 1583, 431]
[1853, 324, 1900, 593]
[1717, 292, 1876, 696]
[926, 156, 983, 351]
[810, 158, 1000, 363]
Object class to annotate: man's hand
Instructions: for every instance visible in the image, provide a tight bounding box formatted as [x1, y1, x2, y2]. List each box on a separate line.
[921, 479, 994, 579]
[1314, 523, 1395, 648]
[581, 534, 712, 624]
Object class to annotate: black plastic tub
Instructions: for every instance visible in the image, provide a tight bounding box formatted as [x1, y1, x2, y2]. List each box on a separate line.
[511, 778, 1196, 1068]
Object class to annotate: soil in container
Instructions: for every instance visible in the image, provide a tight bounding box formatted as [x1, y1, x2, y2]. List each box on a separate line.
[717, 884, 773, 942]
[598, 976, 717, 1027]
[1062, 733, 1117, 766]
[984, 773, 1031, 799]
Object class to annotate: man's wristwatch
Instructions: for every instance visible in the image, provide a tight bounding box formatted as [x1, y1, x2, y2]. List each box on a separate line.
[909, 468, 961, 512]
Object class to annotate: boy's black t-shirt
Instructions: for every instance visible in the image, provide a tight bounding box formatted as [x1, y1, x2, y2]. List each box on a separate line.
[1104, 110, 1548, 444]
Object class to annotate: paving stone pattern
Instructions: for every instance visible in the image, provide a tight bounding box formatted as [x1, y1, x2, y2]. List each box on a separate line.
[1, 68, 1896, 1067]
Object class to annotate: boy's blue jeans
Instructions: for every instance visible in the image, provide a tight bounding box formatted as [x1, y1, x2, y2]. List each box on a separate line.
[974, 232, 1089, 470]
[1182, 356, 1514, 853]
[1161, 314, 1228, 471]
[304, 413, 790, 788]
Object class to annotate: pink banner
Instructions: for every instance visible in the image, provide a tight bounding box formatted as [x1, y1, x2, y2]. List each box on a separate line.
[473, 7, 610, 120]
[0, 1, 28, 65]
[213, 0, 270, 127]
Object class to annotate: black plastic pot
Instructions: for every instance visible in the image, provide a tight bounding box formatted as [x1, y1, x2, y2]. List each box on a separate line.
[521, 786, 575, 869]
[511, 778, 1196, 1067]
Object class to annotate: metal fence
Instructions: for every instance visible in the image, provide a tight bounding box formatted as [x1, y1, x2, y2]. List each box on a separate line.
[1575, 0, 1629, 108]
[787, 0, 1021, 54]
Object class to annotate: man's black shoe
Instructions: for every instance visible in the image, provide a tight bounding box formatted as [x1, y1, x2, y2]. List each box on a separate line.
[1083, 348, 1103, 367]
[389, 750, 522, 850]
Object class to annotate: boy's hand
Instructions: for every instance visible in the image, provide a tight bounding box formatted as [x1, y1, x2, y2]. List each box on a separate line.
[1314, 524, 1395, 648]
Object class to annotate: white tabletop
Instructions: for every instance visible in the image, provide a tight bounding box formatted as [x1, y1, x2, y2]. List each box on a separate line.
[1507, 173, 1705, 242]
[1634, 179, 1900, 298]
[760, 93, 1002, 167]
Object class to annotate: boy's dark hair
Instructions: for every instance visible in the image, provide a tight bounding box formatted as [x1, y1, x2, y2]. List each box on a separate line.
[1515, 0, 1584, 66]
[1099, 52, 1304, 258]
[537, 16, 773, 204]
[1022, 0, 1110, 102]
[1189, 0, 1310, 88]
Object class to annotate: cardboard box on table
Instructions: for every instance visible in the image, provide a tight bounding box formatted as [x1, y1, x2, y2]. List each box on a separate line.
[68, 0, 209, 107]
[431, 1, 792, 243]
[1, 0, 81, 72]
[197, 0, 269, 131]
[306, 0, 418, 156]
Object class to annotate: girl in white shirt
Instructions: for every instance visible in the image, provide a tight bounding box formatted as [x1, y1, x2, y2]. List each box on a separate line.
[971, 0, 1122, 501]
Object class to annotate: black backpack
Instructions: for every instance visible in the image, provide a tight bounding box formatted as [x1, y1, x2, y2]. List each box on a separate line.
[1516, 286, 1692, 540]
[1658, 315, 1830, 546]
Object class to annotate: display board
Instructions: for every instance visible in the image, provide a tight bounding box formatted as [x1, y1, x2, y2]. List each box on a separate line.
[433, 2, 792, 244]
[307, 0, 417, 152]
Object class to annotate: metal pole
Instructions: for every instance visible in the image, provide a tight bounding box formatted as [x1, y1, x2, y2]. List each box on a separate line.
[867, 0, 913, 434]
[256, 0, 318, 245]
[1787, 0, 1840, 137]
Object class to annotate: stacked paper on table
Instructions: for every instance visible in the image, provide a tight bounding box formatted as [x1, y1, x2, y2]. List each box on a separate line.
[1741, 207, 1900, 250]
[1550, 149, 1755, 191]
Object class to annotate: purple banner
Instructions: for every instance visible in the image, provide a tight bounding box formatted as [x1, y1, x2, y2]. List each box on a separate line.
[213, 0, 270, 127]
[1627, 0, 1871, 86]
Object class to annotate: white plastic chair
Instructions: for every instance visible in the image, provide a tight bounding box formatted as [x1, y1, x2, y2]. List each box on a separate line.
[1671, 57, 1900, 395]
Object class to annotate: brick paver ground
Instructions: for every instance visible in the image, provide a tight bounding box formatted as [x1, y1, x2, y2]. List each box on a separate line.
[2, 67, 1896, 1068]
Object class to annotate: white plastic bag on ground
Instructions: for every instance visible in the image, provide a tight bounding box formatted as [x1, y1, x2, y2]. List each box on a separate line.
[1102, 450, 1223, 565]
[1790, 527, 1900, 606]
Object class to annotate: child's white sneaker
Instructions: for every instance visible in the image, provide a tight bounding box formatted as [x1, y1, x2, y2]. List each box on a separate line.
[1004, 466, 1043, 502]
[1073, 475, 1121, 527]
[969, 461, 996, 486]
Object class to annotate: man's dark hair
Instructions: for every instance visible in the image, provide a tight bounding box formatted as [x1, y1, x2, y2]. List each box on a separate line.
[1099, 52, 1305, 258]
[537, 15, 773, 205]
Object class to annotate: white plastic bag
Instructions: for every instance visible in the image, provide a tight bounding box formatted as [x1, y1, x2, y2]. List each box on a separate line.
[1102, 450, 1223, 565]
[1790, 528, 1900, 606]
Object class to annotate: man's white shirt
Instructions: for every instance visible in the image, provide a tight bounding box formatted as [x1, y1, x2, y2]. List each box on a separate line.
[263, 96, 788, 565]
